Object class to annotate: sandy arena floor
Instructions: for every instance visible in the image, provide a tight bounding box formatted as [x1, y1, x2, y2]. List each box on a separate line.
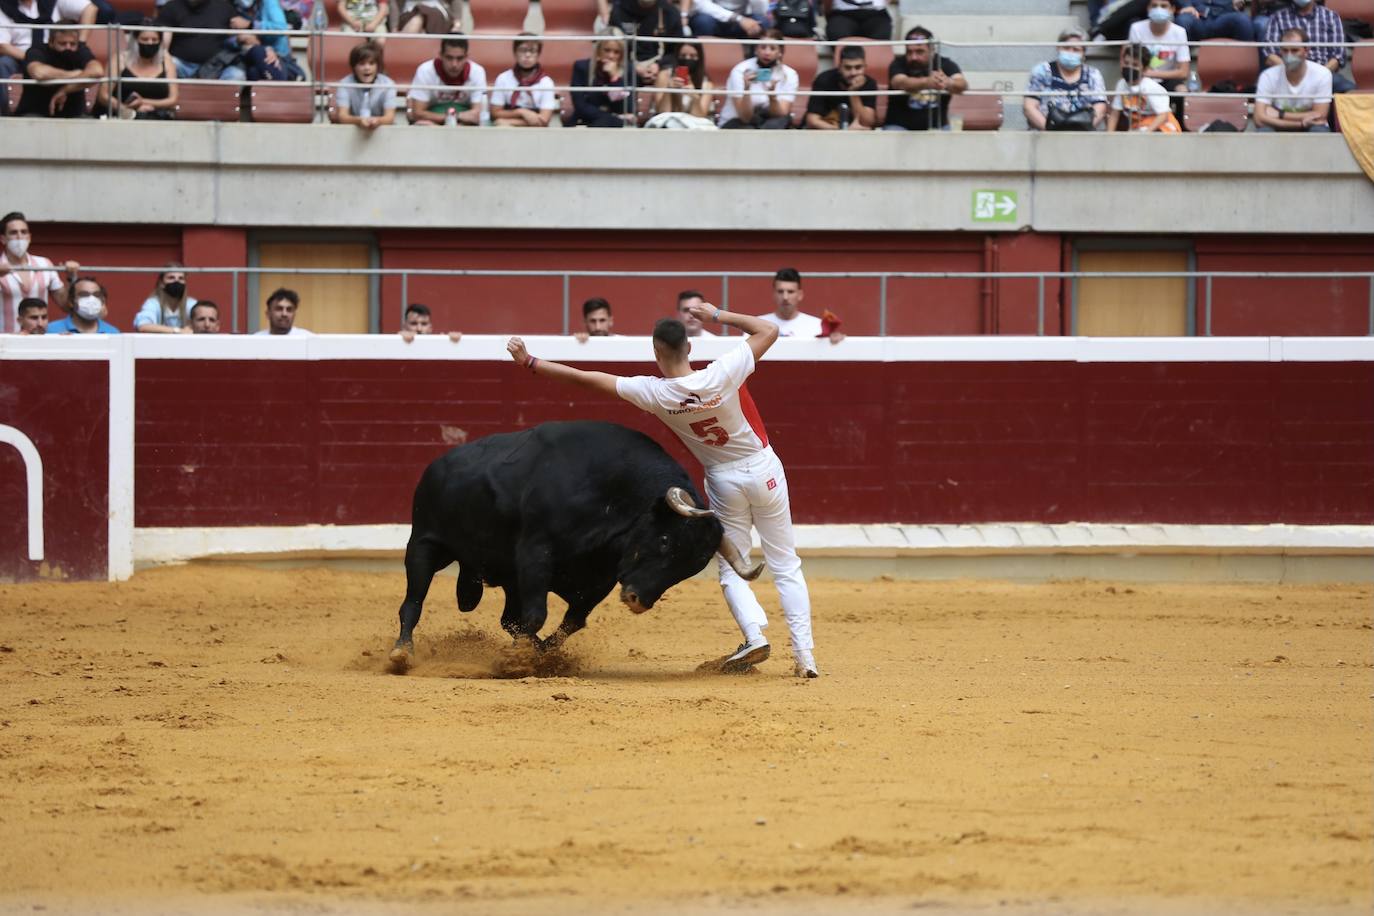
[0, 564, 1370, 915]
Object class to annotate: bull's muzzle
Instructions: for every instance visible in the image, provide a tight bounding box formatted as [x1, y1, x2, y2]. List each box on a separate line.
[620, 585, 650, 615]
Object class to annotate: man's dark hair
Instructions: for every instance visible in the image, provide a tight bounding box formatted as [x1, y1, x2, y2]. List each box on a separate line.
[349, 40, 382, 69]
[267, 287, 299, 307]
[441, 36, 469, 53]
[676, 289, 704, 305]
[1, 211, 26, 235]
[71, 276, 107, 301]
[190, 301, 219, 318]
[513, 32, 541, 53]
[405, 302, 432, 318]
[905, 25, 933, 43]
[652, 317, 688, 353]
[582, 297, 611, 318]
[838, 44, 866, 62]
[773, 267, 802, 286]
[762, 27, 785, 46]
[17, 297, 45, 318]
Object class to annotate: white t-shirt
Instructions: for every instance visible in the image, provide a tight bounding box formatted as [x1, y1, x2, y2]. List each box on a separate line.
[253, 326, 313, 336]
[0, 0, 89, 54]
[1110, 76, 1171, 115]
[408, 58, 487, 110]
[757, 310, 823, 338]
[718, 57, 799, 125]
[490, 68, 555, 112]
[1127, 20, 1191, 70]
[615, 343, 770, 468]
[0, 254, 63, 335]
[1255, 61, 1332, 114]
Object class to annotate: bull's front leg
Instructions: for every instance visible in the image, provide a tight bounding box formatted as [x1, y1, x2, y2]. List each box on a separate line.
[502, 536, 553, 646]
[545, 580, 615, 652]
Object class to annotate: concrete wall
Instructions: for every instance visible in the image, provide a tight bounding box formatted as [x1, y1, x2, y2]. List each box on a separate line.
[2, 121, 1371, 234]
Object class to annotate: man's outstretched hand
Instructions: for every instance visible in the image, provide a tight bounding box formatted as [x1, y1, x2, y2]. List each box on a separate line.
[506, 336, 530, 364]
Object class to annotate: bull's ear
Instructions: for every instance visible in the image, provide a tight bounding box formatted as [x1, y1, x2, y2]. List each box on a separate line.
[665, 487, 713, 519]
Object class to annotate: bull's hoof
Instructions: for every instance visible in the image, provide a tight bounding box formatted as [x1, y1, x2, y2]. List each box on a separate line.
[388, 641, 414, 672]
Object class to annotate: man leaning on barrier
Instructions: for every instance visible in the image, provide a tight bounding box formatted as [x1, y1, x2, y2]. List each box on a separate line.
[1253, 26, 1332, 132]
[16, 25, 102, 118]
[1261, 0, 1353, 95]
[883, 25, 966, 132]
[0, 0, 97, 80]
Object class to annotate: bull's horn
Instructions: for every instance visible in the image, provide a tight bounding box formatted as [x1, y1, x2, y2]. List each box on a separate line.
[719, 536, 765, 581]
[666, 487, 713, 518]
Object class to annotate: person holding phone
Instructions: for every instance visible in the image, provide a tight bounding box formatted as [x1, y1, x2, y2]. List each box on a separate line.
[653, 39, 714, 118]
[717, 29, 797, 129]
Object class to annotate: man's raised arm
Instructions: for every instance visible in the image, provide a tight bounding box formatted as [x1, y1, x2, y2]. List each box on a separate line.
[506, 336, 622, 397]
[686, 302, 779, 362]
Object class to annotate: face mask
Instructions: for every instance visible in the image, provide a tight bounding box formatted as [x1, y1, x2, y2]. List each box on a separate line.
[1058, 50, 1082, 69]
[75, 295, 103, 321]
[1282, 52, 1305, 69]
[5, 237, 28, 259]
[137, 42, 159, 59]
[53, 49, 81, 68]
[163, 281, 186, 299]
[1293, 0, 1312, 6]
[1147, 6, 1172, 22]
[1122, 66, 1142, 85]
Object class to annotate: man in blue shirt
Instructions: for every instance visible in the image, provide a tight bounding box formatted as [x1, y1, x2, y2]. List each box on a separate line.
[46, 276, 120, 334]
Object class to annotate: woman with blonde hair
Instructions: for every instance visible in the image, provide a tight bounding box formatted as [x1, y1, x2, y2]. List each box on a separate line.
[100, 20, 179, 120]
[134, 263, 199, 333]
[569, 30, 634, 127]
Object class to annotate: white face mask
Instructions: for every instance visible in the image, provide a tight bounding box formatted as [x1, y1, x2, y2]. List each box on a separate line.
[6, 237, 29, 259]
[75, 295, 103, 321]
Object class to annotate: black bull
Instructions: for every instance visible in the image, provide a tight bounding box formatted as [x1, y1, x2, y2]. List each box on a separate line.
[390, 421, 763, 665]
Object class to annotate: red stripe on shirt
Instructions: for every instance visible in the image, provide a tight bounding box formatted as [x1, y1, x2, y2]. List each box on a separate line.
[738, 383, 769, 449]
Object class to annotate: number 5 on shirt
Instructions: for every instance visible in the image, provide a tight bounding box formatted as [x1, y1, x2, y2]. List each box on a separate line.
[690, 416, 731, 447]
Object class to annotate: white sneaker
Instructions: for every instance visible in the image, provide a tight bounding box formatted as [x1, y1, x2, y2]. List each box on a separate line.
[722, 637, 770, 673]
[794, 650, 819, 679]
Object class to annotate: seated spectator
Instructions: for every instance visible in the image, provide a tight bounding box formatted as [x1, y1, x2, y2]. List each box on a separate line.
[1108, 41, 1181, 132]
[16, 297, 47, 334]
[134, 263, 198, 333]
[1127, 0, 1189, 97]
[884, 25, 965, 131]
[1175, 0, 1259, 42]
[17, 26, 102, 117]
[718, 29, 797, 129]
[0, 0, 97, 80]
[101, 21, 178, 120]
[490, 35, 555, 128]
[1262, 0, 1352, 94]
[0, 211, 77, 333]
[688, 0, 767, 40]
[653, 38, 713, 118]
[253, 287, 312, 335]
[758, 267, 844, 343]
[393, 0, 457, 34]
[408, 36, 486, 125]
[189, 300, 221, 333]
[574, 297, 613, 341]
[609, 0, 682, 85]
[1024, 27, 1107, 131]
[155, 0, 239, 80]
[570, 32, 633, 128]
[225, 0, 306, 83]
[337, 40, 398, 129]
[399, 302, 462, 341]
[676, 290, 714, 337]
[805, 42, 877, 130]
[337, 0, 387, 36]
[47, 276, 119, 334]
[1251, 0, 1289, 51]
[1253, 26, 1331, 132]
[824, 0, 889, 43]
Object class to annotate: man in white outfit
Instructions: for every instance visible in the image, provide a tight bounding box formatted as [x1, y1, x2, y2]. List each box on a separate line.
[506, 301, 818, 678]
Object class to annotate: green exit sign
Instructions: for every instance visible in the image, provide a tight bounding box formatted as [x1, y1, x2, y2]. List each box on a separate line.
[973, 189, 1018, 223]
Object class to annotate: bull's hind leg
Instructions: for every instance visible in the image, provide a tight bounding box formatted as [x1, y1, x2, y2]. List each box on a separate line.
[390, 536, 453, 667]
[501, 536, 553, 645]
[456, 567, 483, 612]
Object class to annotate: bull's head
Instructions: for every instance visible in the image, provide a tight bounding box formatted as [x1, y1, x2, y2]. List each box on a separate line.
[617, 487, 765, 615]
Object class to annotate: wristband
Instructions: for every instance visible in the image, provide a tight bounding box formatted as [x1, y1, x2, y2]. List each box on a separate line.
[712, 307, 724, 321]
[524, 355, 538, 371]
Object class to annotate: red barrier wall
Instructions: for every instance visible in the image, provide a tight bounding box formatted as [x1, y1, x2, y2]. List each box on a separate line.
[133, 359, 1374, 529]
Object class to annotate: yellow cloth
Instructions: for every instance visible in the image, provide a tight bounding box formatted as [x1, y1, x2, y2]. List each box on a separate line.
[1336, 94, 1374, 184]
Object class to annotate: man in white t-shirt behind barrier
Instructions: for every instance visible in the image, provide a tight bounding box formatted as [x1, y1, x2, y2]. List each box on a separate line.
[759, 267, 846, 343]
[1253, 26, 1332, 133]
[408, 36, 487, 126]
[506, 303, 820, 678]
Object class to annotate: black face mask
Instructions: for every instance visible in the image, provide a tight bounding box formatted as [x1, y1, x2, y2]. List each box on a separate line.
[52, 48, 81, 68]
[163, 281, 186, 299]
[1122, 66, 1142, 84]
[137, 41, 160, 58]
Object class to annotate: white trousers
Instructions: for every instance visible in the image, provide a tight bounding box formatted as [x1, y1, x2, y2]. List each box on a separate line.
[704, 446, 813, 653]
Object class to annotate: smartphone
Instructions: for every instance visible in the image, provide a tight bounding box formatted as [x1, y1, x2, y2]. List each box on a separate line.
[754, 67, 772, 83]
[675, 65, 690, 82]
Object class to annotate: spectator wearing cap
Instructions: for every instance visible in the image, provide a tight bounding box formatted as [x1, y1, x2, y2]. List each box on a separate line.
[1176, 0, 1260, 43]
[718, 29, 797, 129]
[884, 25, 966, 131]
[408, 36, 487, 125]
[676, 290, 715, 337]
[1253, 26, 1331, 132]
[0, 211, 78, 335]
[16, 25, 102, 117]
[574, 297, 614, 342]
[15, 297, 47, 334]
[687, 0, 768, 41]
[0, 0, 97, 80]
[1024, 27, 1107, 131]
[134, 263, 198, 333]
[570, 31, 633, 127]
[608, 0, 682, 85]
[253, 287, 312, 336]
[190, 301, 222, 333]
[1262, 0, 1353, 95]
[804, 42, 877, 130]
[490, 35, 556, 128]
[824, 0, 890, 43]
[399, 302, 462, 342]
[47, 276, 119, 334]
[337, 41, 398, 129]
[758, 267, 845, 344]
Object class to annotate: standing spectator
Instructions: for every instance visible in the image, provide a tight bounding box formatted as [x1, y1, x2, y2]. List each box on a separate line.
[718, 29, 797, 129]
[652, 38, 713, 118]
[1024, 26, 1107, 131]
[189, 300, 221, 333]
[687, 0, 767, 40]
[490, 34, 555, 128]
[336, 40, 398, 129]
[1127, 0, 1190, 95]
[883, 25, 966, 131]
[0, 212, 77, 334]
[16, 298, 48, 334]
[337, 0, 387, 36]
[574, 297, 614, 341]
[1253, 26, 1331, 131]
[677, 290, 714, 337]
[398, 302, 462, 341]
[253, 287, 312, 335]
[407, 36, 486, 125]
[103, 20, 178, 120]
[1108, 41, 1181, 132]
[134, 263, 198, 333]
[155, 0, 237, 79]
[0, 0, 96, 80]
[804, 41, 877, 130]
[393, 0, 458, 34]
[570, 31, 633, 127]
[47, 276, 119, 334]
[758, 267, 845, 343]
[16, 25, 102, 117]
[1262, 0, 1352, 94]
[1175, 0, 1259, 42]
[824, 0, 889, 42]
[609, 0, 682, 86]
